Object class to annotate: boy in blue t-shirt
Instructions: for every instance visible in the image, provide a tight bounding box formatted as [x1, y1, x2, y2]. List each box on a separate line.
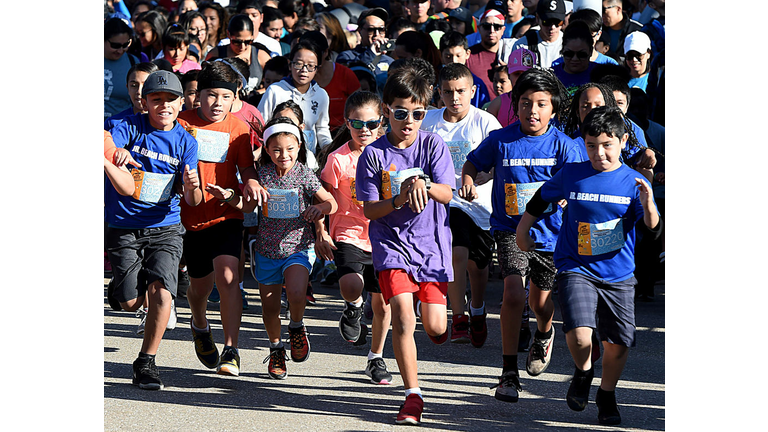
[461, 68, 583, 403]
[105, 70, 202, 390]
[517, 106, 662, 426]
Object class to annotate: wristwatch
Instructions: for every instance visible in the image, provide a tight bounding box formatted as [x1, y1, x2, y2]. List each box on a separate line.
[417, 174, 432, 190]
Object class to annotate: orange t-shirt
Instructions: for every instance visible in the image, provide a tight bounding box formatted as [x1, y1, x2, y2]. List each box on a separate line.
[104, 130, 117, 162]
[319, 142, 371, 252]
[177, 111, 254, 231]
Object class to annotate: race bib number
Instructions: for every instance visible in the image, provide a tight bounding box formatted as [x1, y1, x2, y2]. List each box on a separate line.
[349, 178, 363, 206]
[446, 140, 472, 173]
[188, 128, 230, 163]
[263, 188, 301, 219]
[381, 167, 425, 200]
[131, 169, 175, 203]
[577, 218, 625, 256]
[504, 182, 551, 216]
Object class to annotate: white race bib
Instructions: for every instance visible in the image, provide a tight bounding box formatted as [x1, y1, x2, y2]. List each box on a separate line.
[131, 169, 175, 203]
[381, 167, 425, 199]
[263, 188, 301, 219]
[189, 128, 230, 163]
[577, 218, 625, 256]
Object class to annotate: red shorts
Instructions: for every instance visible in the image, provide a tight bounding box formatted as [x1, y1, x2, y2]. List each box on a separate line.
[378, 269, 448, 305]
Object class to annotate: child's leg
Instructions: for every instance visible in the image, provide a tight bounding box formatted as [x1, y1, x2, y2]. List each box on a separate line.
[187, 274, 215, 329]
[259, 283, 283, 343]
[339, 273, 364, 304]
[529, 281, 554, 334]
[388, 292, 419, 390]
[370, 293, 391, 355]
[466, 259, 488, 311]
[447, 246, 469, 315]
[565, 326, 595, 371]
[600, 342, 629, 391]
[420, 302, 448, 338]
[500, 274, 526, 356]
[284, 264, 309, 322]
[140, 280, 173, 355]
[213, 254, 243, 347]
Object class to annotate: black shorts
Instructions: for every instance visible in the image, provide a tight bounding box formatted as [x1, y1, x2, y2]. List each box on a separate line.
[334, 241, 380, 293]
[183, 219, 244, 278]
[493, 230, 556, 291]
[106, 223, 185, 302]
[449, 207, 494, 269]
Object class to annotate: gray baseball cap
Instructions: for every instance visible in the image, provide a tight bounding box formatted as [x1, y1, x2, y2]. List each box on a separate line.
[141, 70, 183, 98]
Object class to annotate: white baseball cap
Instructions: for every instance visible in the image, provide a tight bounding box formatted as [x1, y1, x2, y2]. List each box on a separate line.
[624, 31, 652, 54]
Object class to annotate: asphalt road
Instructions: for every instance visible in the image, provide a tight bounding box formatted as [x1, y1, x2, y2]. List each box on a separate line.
[104, 266, 665, 432]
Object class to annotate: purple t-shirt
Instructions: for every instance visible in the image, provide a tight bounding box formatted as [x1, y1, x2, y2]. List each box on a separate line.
[355, 130, 455, 283]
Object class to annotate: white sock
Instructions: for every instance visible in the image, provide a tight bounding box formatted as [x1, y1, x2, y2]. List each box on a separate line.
[404, 388, 423, 399]
[368, 350, 383, 361]
[470, 302, 485, 317]
[289, 319, 304, 329]
[191, 320, 209, 333]
[350, 298, 363, 308]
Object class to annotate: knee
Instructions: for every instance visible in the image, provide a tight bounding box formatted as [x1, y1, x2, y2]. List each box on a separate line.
[568, 327, 594, 348]
[391, 312, 416, 336]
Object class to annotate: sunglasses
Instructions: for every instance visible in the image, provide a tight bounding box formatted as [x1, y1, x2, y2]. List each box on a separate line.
[347, 118, 382, 130]
[480, 23, 505, 32]
[625, 50, 646, 60]
[364, 27, 386, 35]
[542, 19, 563, 27]
[108, 40, 131, 49]
[230, 39, 253, 46]
[562, 50, 590, 60]
[389, 107, 427, 121]
[291, 61, 318, 72]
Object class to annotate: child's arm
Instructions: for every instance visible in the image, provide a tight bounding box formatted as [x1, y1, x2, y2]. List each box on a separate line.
[363, 177, 414, 221]
[240, 165, 271, 206]
[103, 157, 136, 196]
[204, 183, 259, 212]
[304, 186, 337, 222]
[313, 204, 337, 262]
[459, 160, 479, 201]
[183, 164, 203, 206]
[635, 177, 660, 230]
[407, 175, 452, 214]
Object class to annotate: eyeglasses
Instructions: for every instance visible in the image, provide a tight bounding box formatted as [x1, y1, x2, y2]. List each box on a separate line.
[480, 23, 505, 32]
[389, 106, 427, 121]
[291, 61, 318, 72]
[108, 40, 131, 49]
[363, 27, 386, 35]
[562, 50, 590, 60]
[541, 19, 563, 27]
[347, 118, 382, 130]
[189, 27, 207, 35]
[230, 39, 254, 46]
[602, 5, 618, 12]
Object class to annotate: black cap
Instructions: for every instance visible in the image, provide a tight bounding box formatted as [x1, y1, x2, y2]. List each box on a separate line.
[142, 70, 184, 98]
[537, 0, 566, 21]
[358, 7, 388, 25]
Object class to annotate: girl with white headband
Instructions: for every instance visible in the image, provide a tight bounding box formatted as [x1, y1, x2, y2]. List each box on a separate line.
[251, 116, 337, 380]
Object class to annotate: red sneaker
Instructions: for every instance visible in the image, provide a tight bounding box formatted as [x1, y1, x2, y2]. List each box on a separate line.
[289, 325, 311, 362]
[396, 394, 424, 425]
[428, 331, 448, 345]
[469, 311, 488, 348]
[450, 314, 470, 343]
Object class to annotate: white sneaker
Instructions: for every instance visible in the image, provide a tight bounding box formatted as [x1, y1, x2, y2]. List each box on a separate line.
[136, 308, 148, 335]
[167, 300, 177, 330]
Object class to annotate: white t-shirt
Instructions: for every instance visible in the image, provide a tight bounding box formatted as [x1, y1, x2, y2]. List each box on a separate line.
[255, 32, 282, 58]
[420, 106, 502, 230]
[509, 30, 563, 68]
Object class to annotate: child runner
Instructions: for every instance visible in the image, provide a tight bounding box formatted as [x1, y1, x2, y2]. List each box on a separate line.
[461, 68, 583, 402]
[516, 106, 662, 425]
[420, 63, 502, 347]
[253, 116, 337, 379]
[181, 70, 201, 111]
[177, 60, 257, 377]
[486, 48, 536, 127]
[105, 70, 201, 390]
[315, 91, 394, 384]
[437, 31, 491, 109]
[356, 67, 455, 425]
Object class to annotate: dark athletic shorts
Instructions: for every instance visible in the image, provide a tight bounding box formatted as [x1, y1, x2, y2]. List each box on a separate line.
[334, 241, 380, 294]
[556, 271, 637, 347]
[493, 230, 556, 291]
[106, 223, 185, 302]
[183, 219, 244, 278]
[449, 207, 494, 270]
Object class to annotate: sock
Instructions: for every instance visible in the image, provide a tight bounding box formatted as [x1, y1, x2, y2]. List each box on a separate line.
[191, 320, 209, 333]
[470, 302, 485, 317]
[534, 327, 553, 340]
[368, 350, 383, 361]
[223, 345, 239, 354]
[404, 387, 423, 399]
[289, 319, 304, 329]
[350, 298, 363, 308]
[575, 365, 593, 376]
[502, 355, 518, 373]
[137, 352, 155, 362]
[270, 341, 283, 349]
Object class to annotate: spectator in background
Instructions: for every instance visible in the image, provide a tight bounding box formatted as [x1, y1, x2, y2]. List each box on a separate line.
[598, 0, 642, 62]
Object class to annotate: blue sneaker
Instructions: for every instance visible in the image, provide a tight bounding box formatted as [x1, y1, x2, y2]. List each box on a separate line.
[209, 286, 220, 303]
[241, 288, 249, 310]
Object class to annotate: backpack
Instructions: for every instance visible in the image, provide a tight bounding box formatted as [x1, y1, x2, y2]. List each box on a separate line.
[524, 29, 541, 67]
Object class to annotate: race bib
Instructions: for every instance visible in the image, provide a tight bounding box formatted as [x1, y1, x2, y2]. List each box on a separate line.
[505, 182, 551, 216]
[263, 188, 301, 219]
[381, 167, 424, 200]
[349, 178, 363, 206]
[131, 169, 175, 203]
[188, 128, 230, 163]
[577, 218, 625, 256]
[446, 140, 472, 173]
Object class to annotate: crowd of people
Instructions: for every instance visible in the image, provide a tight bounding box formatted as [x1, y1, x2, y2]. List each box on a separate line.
[103, 0, 665, 427]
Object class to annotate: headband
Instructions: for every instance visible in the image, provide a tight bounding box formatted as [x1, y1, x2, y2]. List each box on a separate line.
[480, 9, 505, 22]
[197, 79, 238, 94]
[263, 123, 303, 144]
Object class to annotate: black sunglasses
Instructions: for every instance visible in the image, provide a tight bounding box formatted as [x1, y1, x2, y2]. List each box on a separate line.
[347, 118, 382, 130]
[542, 19, 563, 27]
[480, 23, 505, 32]
[562, 50, 590, 60]
[108, 40, 131, 49]
[625, 50, 646, 60]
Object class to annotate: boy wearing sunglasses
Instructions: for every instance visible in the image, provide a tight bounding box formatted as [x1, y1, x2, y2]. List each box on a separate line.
[420, 63, 502, 347]
[466, 7, 506, 99]
[355, 67, 455, 425]
[508, 0, 566, 68]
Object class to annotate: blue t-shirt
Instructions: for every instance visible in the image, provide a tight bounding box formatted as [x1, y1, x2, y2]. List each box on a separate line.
[466, 122, 584, 251]
[551, 52, 618, 67]
[571, 119, 648, 163]
[471, 73, 491, 109]
[538, 161, 655, 282]
[356, 130, 455, 283]
[104, 54, 138, 119]
[628, 74, 649, 92]
[552, 62, 597, 96]
[105, 114, 199, 229]
[104, 107, 134, 131]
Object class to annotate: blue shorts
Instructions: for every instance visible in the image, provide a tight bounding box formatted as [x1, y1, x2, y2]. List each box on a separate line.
[251, 248, 315, 286]
[556, 271, 637, 347]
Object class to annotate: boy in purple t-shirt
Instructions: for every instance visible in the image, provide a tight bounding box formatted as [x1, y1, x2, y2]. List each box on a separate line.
[356, 67, 455, 426]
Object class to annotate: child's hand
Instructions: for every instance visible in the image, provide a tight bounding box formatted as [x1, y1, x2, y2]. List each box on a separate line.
[243, 179, 270, 206]
[303, 204, 324, 222]
[635, 149, 657, 170]
[635, 177, 655, 208]
[459, 183, 478, 202]
[205, 183, 234, 204]
[407, 176, 429, 214]
[475, 171, 493, 186]
[113, 148, 142, 169]
[516, 231, 536, 252]
[183, 164, 200, 190]
[314, 231, 336, 261]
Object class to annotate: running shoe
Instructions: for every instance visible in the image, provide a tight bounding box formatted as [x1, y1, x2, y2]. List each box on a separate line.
[306, 284, 317, 306]
[136, 308, 148, 335]
[492, 369, 522, 402]
[596, 388, 621, 425]
[339, 302, 364, 343]
[263, 346, 289, 379]
[450, 314, 470, 343]
[132, 356, 164, 390]
[428, 331, 448, 345]
[208, 286, 220, 303]
[566, 367, 594, 411]
[191, 323, 220, 369]
[526, 327, 554, 376]
[395, 394, 424, 425]
[288, 325, 311, 362]
[217, 347, 241, 376]
[517, 325, 531, 352]
[469, 310, 488, 348]
[365, 357, 393, 385]
[167, 300, 177, 330]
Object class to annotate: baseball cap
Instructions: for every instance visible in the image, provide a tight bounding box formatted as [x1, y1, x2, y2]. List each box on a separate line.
[448, 7, 473, 25]
[142, 70, 183, 98]
[624, 31, 652, 54]
[358, 7, 388, 26]
[537, 0, 566, 21]
[507, 48, 537, 74]
[485, 0, 507, 16]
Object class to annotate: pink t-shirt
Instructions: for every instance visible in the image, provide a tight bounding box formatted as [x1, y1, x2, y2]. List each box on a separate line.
[232, 101, 265, 149]
[319, 142, 371, 252]
[175, 59, 202, 74]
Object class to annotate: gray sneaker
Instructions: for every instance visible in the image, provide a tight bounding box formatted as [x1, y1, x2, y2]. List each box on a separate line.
[339, 302, 364, 343]
[492, 370, 522, 402]
[166, 300, 177, 330]
[136, 308, 147, 335]
[526, 327, 555, 376]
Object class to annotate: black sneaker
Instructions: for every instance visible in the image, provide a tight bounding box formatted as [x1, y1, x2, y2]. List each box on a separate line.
[365, 357, 393, 385]
[517, 324, 531, 352]
[107, 278, 122, 311]
[191, 323, 220, 369]
[492, 369, 522, 402]
[132, 356, 164, 390]
[177, 269, 190, 298]
[566, 367, 594, 411]
[595, 388, 621, 425]
[339, 302, 364, 343]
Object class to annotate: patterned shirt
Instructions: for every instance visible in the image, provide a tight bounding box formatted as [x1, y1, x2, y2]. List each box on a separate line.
[255, 162, 321, 259]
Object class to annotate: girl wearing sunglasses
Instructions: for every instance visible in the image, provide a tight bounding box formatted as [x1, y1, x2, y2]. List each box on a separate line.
[206, 14, 271, 95]
[552, 21, 597, 96]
